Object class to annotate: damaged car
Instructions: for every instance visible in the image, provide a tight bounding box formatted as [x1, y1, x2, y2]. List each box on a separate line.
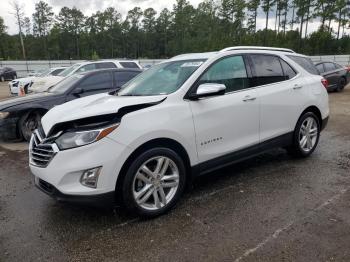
[29, 47, 329, 217]
[0, 68, 141, 141]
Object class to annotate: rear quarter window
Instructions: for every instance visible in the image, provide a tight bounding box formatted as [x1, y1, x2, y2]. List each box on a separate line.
[287, 55, 319, 75]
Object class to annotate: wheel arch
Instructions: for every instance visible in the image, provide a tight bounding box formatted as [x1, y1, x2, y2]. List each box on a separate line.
[299, 105, 322, 127]
[115, 137, 192, 202]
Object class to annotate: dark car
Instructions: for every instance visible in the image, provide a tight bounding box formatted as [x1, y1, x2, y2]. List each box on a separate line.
[314, 61, 349, 92]
[0, 67, 17, 81]
[0, 68, 141, 141]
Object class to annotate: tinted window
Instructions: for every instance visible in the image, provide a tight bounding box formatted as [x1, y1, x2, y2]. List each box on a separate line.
[120, 62, 139, 69]
[48, 75, 82, 93]
[287, 55, 319, 75]
[316, 64, 325, 73]
[96, 62, 117, 69]
[280, 59, 297, 80]
[324, 62, 336, 72]
[198, 56, 248, 93]
[250, 54, 284, 85]
[76, 64, 96, 73]
[114, 71, 140, 87]
[78, 72, 112, 91]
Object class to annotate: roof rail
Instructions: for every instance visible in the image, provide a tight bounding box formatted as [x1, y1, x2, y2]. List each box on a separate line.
[220, 46, 295, 53]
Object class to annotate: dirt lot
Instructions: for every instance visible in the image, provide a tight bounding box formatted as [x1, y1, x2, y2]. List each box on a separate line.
[1, 81, 350, 261]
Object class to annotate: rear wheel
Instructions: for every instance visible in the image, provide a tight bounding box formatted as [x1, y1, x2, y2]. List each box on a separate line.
[287, 112, 320, 158]
[19, 111, 42, 141]
[121, 147, 186, 217]
[337, 78, 346, 92]
[0, 76, 4, 82]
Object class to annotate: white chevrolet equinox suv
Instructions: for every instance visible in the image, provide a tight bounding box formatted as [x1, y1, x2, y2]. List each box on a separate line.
[30, 46, 329, 217]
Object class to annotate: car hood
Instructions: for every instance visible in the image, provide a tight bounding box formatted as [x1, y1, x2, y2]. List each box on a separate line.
[31, 76, 64, 91]
[0, 92, 58, 110]
[41, 94, 167, 135]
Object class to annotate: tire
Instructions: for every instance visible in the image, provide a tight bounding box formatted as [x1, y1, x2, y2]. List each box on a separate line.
[287, 112, 320, 158]
[18, 111, 42, 141]
[337, 77, 346, 92]
[121, 147, 186, 218]
[13, 74, 17, 80]
[0, 76, 4, 82]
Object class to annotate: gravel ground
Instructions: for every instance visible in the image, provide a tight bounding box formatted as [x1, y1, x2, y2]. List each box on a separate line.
[0, 81, 350, 262]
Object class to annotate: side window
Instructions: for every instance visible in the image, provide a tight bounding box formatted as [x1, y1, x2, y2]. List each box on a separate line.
[287, 55, 319, 75]
[250, 54, 285, 86]
[324, 63, 336, 72]
[334, 63, 343, 69]
[119, 62, 140, 69]
[280, 59, 297, 80]
[316, 64, 325, 73]
[76, 64, 96, 73]
[77, 72, 112, 91]
[198, 56, 248, 93]
[114, 71, 140, 87]
[96, 62, 117, 69]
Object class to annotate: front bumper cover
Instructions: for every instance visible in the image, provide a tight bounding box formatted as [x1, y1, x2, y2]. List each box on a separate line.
[35, 176, 115, 207]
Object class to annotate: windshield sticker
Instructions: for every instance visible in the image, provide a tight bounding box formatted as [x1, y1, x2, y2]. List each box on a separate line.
[181, 61, 204, 68]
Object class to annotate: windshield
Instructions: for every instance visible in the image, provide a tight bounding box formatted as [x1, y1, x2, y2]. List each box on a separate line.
[118, 59, 206, 96]
[48, 74, 82, 93]
[58, 64, 80, 77]
[38, 68, 51, 77]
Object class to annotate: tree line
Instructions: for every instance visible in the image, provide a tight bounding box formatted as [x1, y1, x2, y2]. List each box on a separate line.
[0, 0, 349, 60]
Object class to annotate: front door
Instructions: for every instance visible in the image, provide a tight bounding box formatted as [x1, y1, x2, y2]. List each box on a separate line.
[189, 55, 260, 164]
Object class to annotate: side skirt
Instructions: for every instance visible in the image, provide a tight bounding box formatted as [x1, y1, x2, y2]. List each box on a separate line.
[192, 132, 293, 177]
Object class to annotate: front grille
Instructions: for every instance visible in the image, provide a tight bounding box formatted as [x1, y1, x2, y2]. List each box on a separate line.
[30, 130, 56, 167]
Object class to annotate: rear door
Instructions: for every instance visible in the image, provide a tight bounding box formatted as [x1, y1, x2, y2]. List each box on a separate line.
[249, 54, 306, 142]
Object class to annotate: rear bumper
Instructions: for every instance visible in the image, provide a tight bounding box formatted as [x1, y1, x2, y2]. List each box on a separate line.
[321, 116, 329, 131]
[35, 176, 115, 207]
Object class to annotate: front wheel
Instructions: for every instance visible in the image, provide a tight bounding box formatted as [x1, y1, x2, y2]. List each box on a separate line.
[287, 112, 320, 158]
[18, 111, 42, 141]
[121, 148, 186, 217]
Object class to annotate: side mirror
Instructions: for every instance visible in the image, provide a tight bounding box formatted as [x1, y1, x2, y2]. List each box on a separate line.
[72, 87, 84, 96]
[189, 83, 226, 100]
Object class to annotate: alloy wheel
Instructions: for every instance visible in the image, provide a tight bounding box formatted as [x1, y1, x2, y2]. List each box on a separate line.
[298, 116, 318, 152]
[132, 156, 180, 211]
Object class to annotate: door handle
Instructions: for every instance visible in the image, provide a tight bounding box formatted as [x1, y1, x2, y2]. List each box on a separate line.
[242, 95, 256, 102]
[293, 84, 303, 90]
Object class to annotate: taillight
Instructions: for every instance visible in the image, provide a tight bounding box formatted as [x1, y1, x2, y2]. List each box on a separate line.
[321, 78, 329, 89]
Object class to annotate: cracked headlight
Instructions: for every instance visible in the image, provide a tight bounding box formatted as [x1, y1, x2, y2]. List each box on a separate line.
[55, 124, 119, 150]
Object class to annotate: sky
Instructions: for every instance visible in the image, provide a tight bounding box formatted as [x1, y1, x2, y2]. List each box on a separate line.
[0, 0, 346, 37]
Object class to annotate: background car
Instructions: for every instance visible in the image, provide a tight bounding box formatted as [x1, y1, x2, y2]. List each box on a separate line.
[29, 60, 142, 93]
[314, 61, 349, 92]
[9, 67, 67, 95]
[0, 67, 17, 81]
[0, 68, 141, 141]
